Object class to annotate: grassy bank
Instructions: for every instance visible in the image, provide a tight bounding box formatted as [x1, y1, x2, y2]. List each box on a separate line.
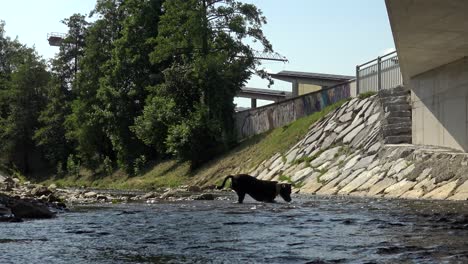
[42, 99, 348, 190]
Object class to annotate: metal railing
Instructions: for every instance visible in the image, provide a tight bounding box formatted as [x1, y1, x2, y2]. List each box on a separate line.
[356, 51, 402, 94]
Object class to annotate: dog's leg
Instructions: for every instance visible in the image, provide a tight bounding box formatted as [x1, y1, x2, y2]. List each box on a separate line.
[236, 191, 246, 203]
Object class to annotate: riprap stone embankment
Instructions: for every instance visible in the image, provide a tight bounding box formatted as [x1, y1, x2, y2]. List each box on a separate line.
[248, 87, 468, 200]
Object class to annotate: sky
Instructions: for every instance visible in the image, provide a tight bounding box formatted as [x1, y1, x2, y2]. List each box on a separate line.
[0, 0, 395, 107]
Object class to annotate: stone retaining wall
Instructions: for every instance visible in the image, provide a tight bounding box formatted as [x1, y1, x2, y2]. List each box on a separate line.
[234, 81, 352, 140]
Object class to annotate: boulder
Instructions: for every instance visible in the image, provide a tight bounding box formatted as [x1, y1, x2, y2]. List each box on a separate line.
[0, 203, 12, 217]
[31, 186, 52, 197]
[2, 177, 16, 191]
[8, 199, 55, 219]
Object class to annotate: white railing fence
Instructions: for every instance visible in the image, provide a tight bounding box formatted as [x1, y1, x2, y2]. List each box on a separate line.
[356, 51, 403, 94]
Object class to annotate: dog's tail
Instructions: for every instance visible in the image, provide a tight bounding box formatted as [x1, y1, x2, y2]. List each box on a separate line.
[217, 175, 234, 190]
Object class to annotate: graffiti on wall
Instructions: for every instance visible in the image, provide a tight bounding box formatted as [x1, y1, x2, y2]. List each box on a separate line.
[235, 81, 352, 140]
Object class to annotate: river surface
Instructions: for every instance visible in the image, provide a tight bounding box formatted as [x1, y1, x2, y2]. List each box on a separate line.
[2, 194, 468, 264]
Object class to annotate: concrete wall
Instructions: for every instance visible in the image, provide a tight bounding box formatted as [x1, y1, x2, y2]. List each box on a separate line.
[411, 57, 468, 151]
[235, 80, 353, 140]
[298, 83, 321, 95]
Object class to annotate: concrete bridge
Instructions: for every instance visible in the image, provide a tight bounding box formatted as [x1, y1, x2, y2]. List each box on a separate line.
[237, 87, 292, 108]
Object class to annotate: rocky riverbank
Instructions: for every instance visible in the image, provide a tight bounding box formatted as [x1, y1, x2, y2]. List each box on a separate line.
[242, 86, 468, 200]
[0, 174, 222, 221]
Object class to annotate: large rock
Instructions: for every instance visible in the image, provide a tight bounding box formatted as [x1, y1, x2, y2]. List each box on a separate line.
[356, 170, 385, 192]
[423, 180, 459, 200]
[343, 154, 361, 171]
[367, 178, 397, 196]
[304, 129, 323, 145]
[309, 146, 341, 168]
[387, 159, 408, 177]
[338, 170, 373, 195]
[301, 177, 323, 193]
[352, 155, 376, 171]
[291, 167, 314, 182]
[343, 123, 365, 144]
[396, 164, 415, 181]
[31, 186, 52, 197]
[338, 112, 353, 123]
[316, 170, 354, 195]
[448, 180, 468, 200]
[336, 168, 365, 189]
[383, 179, 417, 198]
[8, 199, 55, 219]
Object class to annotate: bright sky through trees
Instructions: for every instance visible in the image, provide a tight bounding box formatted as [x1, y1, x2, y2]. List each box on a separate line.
[0, 0, 395, 107]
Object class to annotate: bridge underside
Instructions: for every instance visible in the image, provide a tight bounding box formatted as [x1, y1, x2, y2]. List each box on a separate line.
[237, 87, 292, 108]
[386, 0, 468, 152]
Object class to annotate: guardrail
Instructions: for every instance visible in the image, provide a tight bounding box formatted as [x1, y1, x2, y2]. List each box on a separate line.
[356, 51, 402, 94]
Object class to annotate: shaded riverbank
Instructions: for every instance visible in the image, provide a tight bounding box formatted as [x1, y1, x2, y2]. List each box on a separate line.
[2, 194, 468, 263]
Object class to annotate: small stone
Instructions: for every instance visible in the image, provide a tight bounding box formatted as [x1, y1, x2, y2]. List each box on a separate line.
[142, 192, 158, 199]
[194, 193, 215, 200]
[48, 184, 58, 192]
[97, 195, 108, 201]
[188, 186, 202, 192]
[31, 186, 52, 197]
[83, 191, 97, 198]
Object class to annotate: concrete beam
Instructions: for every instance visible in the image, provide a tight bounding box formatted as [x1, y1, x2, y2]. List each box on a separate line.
[386, 0, 468, 83]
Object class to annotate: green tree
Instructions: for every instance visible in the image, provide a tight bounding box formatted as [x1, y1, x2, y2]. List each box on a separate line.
[135, 0, 273, 167]
[52, 14, 88, 89]
[67, 0, 165, 173]
[65, 10, 118, 169]
[0, 24, 51, 174]
[33, 14, 88, 173]
[33, 80, 72, 168]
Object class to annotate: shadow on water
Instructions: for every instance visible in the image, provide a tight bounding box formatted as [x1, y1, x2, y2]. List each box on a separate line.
[2, 195, 468, 263]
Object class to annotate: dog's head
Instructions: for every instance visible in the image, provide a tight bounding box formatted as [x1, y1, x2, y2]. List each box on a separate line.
[278, 183, 292, 202]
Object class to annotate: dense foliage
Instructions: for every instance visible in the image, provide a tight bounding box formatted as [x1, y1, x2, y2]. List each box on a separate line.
[0, 0, 272, 177]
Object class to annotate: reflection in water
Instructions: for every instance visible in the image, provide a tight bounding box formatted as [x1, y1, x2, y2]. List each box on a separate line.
[1, 194, 468, 263]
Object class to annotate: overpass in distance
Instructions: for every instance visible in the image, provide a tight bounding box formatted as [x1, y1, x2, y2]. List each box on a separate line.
[237, 87, 292, 109]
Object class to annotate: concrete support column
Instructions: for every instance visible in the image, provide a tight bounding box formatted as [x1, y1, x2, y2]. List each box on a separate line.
[292, 80, 299, 97]
[251, 98, 257, 108]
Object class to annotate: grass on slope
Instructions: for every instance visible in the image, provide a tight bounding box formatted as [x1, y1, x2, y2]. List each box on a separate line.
[43, 99, 347, 190]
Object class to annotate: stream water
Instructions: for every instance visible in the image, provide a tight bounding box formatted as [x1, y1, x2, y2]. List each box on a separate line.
[2, 194, 468, 263]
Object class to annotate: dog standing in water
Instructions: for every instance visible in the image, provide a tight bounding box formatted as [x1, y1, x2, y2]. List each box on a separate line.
[217, 174, 292, 203]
